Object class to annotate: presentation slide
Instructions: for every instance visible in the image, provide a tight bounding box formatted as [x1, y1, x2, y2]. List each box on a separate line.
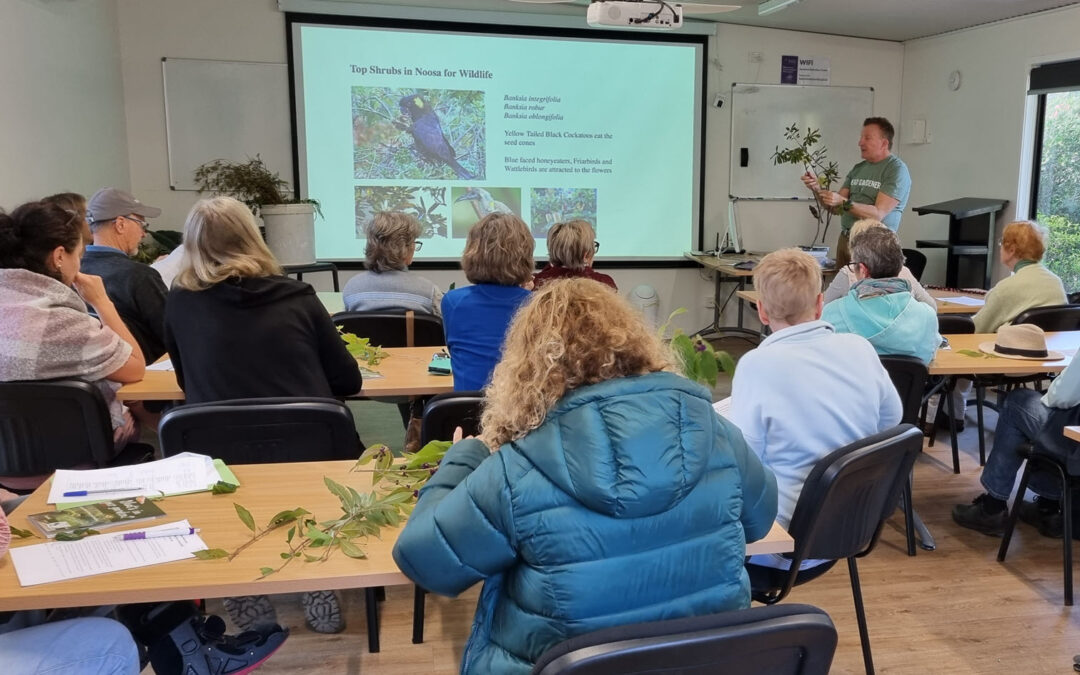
[291, 19, 704, 262]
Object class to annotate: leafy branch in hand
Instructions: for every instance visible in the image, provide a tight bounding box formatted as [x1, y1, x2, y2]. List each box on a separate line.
[773, 124, 841, 246]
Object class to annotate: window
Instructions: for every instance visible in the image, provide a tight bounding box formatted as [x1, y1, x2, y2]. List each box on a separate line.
[1029, 62, 1080, 294]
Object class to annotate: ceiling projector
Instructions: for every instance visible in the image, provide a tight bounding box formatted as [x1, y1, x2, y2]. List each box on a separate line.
[587, 1, 685, 30]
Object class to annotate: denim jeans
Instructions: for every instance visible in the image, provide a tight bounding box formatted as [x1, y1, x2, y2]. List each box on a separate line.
[980, 389, 1062, 501]
[0, 618, 139, 675]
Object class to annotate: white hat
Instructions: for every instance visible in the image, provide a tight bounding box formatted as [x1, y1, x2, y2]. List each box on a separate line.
[979, 323, 1064, 361]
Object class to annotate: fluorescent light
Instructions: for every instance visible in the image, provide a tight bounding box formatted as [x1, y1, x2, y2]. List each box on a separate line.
[758, 0, 801, 16]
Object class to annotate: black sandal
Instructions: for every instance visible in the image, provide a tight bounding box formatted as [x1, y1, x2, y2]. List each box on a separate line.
[148, 613, 288, 675]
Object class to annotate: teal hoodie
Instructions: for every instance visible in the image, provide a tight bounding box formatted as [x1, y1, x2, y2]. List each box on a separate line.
[393, 371, 777, 674]
[822, 278, 941, 364]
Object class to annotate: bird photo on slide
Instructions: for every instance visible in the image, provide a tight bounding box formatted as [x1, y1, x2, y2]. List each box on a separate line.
[451, 187, 521, 237]
[352, 87, 485, 181]
[399, 95, 478, 180]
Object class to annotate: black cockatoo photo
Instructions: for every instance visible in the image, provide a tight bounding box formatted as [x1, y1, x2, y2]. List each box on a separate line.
[399, 94, 476, 180]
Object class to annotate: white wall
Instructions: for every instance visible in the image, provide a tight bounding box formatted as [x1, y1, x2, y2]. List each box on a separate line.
[0, 0, 129, 205]
[900, 4, 1080, 286]
[113, 0, 902, 331]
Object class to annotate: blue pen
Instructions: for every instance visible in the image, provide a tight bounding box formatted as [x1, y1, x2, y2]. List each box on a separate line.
[62, 487, 144, 497]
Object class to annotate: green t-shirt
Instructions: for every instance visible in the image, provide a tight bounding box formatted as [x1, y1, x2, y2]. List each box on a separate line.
[840, 153, 911, 233]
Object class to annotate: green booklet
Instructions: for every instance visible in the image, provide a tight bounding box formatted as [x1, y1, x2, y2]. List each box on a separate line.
[26, 498, 166, 538]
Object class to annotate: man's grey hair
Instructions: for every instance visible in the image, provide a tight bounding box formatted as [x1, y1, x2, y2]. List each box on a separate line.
[850, 227, 904, 278]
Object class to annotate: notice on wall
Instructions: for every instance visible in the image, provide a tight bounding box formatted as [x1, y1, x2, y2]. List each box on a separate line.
[780, 56, 831, 86]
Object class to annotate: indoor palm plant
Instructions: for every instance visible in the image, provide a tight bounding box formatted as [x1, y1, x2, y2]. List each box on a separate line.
[193, 156, 320, 265]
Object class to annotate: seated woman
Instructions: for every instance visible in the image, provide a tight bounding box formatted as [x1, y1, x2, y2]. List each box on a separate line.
[822, 227, 941, 364]
[944, 220, 1068, 428]
[394, 278, 778, 675]
[442, 213, 534, 391]
[824, 218, 934, 308]
[164, 196, 361, 405]
[164, 196, 361, 635]
[40, 192, 92, 245]
[0, 201, 147, 488]
[533, 219, 617, 291]
[343, 211, 443, 315]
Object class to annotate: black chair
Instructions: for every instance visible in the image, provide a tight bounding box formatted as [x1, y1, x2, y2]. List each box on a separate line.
[750, 424, 924, 675]
[931, 314, 977, 472]
[901, 248, 927, 281]
[158, 397, 362, 464]
[411, 390, 485, 644]
[879, 356, 934, 555]
[0, 380, 151, 490]
[530, 603, 837, 675]
[283, 261, 339, 291]
[331, 310, 444, 348]
[1013, 303, 1080, 332]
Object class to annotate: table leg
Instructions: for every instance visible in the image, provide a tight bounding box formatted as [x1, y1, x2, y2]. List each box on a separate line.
[365, 587, 380, 653]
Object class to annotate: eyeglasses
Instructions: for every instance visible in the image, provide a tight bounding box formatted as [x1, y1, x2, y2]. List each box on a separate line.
[126, 215, 149, 233]
[593, 241, 600, 253]
[414, 241, 423, 251]
[845, 261, 864, 272]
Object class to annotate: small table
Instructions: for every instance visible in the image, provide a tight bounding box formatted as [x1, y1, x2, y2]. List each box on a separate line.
[735, 287, 985, 316]
[1065, 426, 1080, 444]
[118, 347, 455, 402]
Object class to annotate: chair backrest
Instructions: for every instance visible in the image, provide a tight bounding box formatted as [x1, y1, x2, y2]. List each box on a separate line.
[420, 391, 484, 445]
[530, 603, 837, 675]
[1012, 304, 1080, 332]
[780, 425, 923, 596]
[331, 310, 444, 348]
[0, 380, 114, 477]
[879, 356, 930, 426]
[901, 248, 927, 281]
[937, 314, 975, 335]
[158, 398, 360, 464]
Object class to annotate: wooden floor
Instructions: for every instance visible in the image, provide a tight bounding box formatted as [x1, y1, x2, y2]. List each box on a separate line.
[197, 412, 1080, 674]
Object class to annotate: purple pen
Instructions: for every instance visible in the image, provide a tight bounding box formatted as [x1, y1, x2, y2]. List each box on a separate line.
[120, 528, 199, 541]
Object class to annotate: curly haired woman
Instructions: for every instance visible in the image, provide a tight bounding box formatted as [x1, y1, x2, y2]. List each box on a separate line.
[393, 278, 778, 675]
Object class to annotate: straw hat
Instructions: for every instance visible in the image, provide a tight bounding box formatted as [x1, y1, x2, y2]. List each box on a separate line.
[979, 323, 1064, 361]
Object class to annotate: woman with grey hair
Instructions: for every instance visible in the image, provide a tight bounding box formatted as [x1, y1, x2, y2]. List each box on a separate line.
[343, 212, 443, 315]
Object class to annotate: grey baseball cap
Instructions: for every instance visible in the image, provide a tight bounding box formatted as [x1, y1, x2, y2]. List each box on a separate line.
[86, 188, 162, 223]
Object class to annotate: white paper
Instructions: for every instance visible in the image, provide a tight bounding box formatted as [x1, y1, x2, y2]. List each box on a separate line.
[938, 296, 985, 307]
[712, 396, 734, 420]
[146, 358, 174, 371]
[8, 520, 207, 587]
[48, 454, 219, 505]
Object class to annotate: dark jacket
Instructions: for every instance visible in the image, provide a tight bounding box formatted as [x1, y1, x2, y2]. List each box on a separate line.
[81, 247, 168, 362]
[393, 372, 778, 674]
[163, 275, 361, 405]
[533, 264, 617, 291]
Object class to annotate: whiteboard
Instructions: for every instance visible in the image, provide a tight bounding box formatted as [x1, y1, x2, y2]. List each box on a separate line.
[162, 58, 294, 191]
[728, 84, 874, 200]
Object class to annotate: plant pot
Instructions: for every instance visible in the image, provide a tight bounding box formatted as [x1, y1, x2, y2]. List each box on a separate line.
[260, 203, 315, 266]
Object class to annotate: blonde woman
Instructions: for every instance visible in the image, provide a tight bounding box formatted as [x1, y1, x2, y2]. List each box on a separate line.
[823, 218, 935, 308]
[164, 196, 361, 634]
[442, 212, 535, 390]
[343, 211, 443, 315]
[394, 278, 777, 675]
[533, 219, 616, 290]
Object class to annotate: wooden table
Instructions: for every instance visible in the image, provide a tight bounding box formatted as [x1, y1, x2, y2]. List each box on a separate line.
[734, 287, 984, 316]
[0, 461, 794, 647]
[928, 331, 1079, 376]
[117, 346, 455, 402]
[1065, 426, 1080, 443]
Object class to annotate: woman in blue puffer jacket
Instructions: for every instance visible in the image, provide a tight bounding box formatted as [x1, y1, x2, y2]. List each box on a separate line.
[393, 277, 778, 674]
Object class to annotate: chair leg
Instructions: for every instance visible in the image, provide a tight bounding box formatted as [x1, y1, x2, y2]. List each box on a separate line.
[944, 380, 960, 474]
[847, 557, 875, 675]
[998, 463, 1033, 562]
[364, 587, 380, 653]
[412, 586, 427, 644]
[975, 386, 986, 466]
[1051, 463, 1074, 607]
[903, 476, 916, 556]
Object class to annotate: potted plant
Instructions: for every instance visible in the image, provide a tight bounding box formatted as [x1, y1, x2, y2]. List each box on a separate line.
[772, 124, 841, 250]
[193, 156, 320, 265]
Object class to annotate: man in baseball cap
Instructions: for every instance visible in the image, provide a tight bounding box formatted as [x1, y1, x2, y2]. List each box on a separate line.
[81, 188, 169, 363]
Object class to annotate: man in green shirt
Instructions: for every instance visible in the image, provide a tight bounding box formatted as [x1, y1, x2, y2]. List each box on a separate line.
[801, 117, 912, 269]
